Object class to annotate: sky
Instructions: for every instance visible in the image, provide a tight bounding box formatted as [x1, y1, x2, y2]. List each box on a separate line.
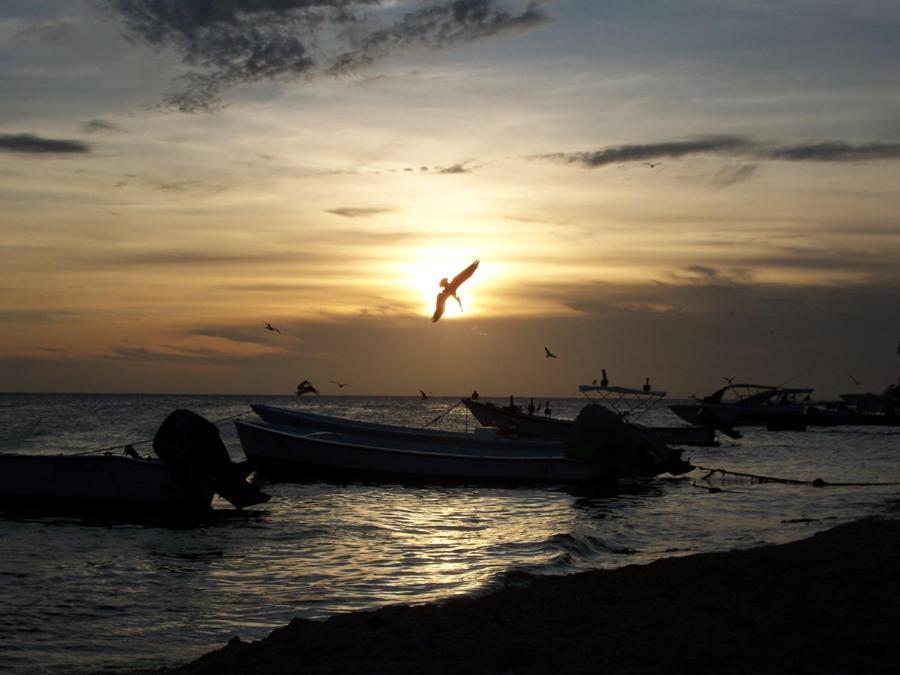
[1, 0, 899, 397]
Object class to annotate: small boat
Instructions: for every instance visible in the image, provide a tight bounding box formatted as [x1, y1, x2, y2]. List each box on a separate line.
[237, 405, 692, 484]
[0, 452, 214, 513]
[669, 383, 813, 433]
[0, 409, 270, 515]
[462, 387, 717, 447]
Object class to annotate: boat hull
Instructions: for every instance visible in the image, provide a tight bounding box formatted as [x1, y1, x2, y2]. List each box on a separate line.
[0, 453, 214, 513]
[670, 403, 900, 430]
[235, 420, 610, 485]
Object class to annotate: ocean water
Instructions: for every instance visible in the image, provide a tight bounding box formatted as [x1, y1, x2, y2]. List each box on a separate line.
[0, 393, 898, 673]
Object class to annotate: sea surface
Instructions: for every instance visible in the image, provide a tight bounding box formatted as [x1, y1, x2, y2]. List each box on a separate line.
[0, 393, 898, 673]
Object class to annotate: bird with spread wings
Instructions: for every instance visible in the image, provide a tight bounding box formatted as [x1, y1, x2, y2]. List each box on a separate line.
[431, 259, 480, 323]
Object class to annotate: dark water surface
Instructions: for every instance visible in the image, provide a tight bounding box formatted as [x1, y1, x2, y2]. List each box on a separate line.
[0, 393, 897, 673]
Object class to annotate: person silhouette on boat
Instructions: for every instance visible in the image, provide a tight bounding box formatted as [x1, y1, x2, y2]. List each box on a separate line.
[528, 398, 536, 415]
[544, 401, 552, 417]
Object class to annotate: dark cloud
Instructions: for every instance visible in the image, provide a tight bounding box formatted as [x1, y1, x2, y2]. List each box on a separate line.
[436, 162, 471, 174]
[325, 207, 393, 218]
[81, 118, 125, 134]
[0, 133, 90, 154]
[710, 163, 759, 187]
[102, 0, 550, 112]
[537, 136, 900, 168]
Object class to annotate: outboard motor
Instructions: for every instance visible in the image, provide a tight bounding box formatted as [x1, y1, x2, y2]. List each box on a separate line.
[153, 409, 270, 508]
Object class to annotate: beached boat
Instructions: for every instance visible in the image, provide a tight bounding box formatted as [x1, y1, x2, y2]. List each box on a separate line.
[236, 405, 692, 484]
[461, 389, 717, 447]
[0, 452, 214, 512]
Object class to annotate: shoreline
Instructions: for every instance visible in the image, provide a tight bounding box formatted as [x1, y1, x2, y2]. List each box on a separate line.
[142, 516, 900, 674]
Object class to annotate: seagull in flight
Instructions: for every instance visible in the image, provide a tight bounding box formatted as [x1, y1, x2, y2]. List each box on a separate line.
[264, 322, 281, 333]
[419, 389, 430, 400]
[643, 162, 661, 168]
[722, 376, 735, 384]
[544, 346, 557, 359]
[432, 259, 480, 323]
[296, 380, 318, 395]
[848, 374, 861, 386]
[329, 380, 350, 388]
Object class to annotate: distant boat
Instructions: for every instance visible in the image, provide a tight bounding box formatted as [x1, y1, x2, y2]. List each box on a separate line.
[670, 382, 900, 431]
[461, 384, 718, 446]
[236, 404, 691, 484]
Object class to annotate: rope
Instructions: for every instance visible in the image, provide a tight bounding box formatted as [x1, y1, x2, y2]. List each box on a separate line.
[423, 401, 463, 429]
[694, 464, 900, 488]
[70, 408, 256, 456]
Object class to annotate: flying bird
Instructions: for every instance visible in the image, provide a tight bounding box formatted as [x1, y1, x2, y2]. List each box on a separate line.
[330, 380, 350, 388]
[722, 376, 735, 384]
[848, 374, 861, 386]
[296, 380, 318, 395]
[431, 259, 480, 323]
[544, 346, 557, 359]
[419, 390, 429, 400]
[643, 162, 661, 168]
[264, 322, 280, 333]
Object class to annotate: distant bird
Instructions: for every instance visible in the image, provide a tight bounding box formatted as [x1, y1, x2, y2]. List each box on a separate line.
[471, 389, 480, 400]
[544, 346, 557, 359]
[848, 374, 861, 386]
[643, 162, 661, 168]
[600, 369, 609, 387]
[643, 376, 651, 393]
[296, 380, 318, 395]
[264, 322, 280, 333]
[330, 380, 350, 388]
[419, 389, 429, 400]
[432, 259, 480, 323]
[722, 376, 735, 384]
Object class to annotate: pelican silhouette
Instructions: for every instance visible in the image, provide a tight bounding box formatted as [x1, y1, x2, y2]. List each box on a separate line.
[643, 376, 651, 393]
[296, 380, 318, 395]
[431, 259, 480, 323]
[544, 346, 557, 359]
[419, 389, 429, 400]
[329, 380, 350, 388]
[600, 369, 609, 387]
[264, 322, 280, 333]
[643, 162, 661, 168]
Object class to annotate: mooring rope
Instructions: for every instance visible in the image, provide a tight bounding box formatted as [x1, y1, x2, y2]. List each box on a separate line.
[69, 408, 256, 456]
[693, 464, 900, 488]
[423, 400, 463, 429]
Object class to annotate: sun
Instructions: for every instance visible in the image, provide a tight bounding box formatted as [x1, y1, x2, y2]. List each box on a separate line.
[401, 249, 483, 319]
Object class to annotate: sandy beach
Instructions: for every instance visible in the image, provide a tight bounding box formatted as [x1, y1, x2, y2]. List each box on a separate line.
[142, 516, 900, 675]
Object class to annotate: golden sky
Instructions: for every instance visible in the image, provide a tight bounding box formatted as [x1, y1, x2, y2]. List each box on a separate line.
[1, 1, 899, 397]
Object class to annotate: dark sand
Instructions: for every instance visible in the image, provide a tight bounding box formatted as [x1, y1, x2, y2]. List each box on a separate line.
[149, 518, 900, 674]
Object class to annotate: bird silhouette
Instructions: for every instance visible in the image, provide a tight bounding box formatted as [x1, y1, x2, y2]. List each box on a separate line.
[264, 322, 280, 333]
[432, 259, 479, 322]
[722, 376, 735, 384]
[296, 380, 318, 395]
[643, 162, 661, 168]
[848, 374, 861, 386]
[643, 376, 651, 393]
[329, 380, 350, 388]
[600, 369, 609, 387]
[544, 346, 557, 359]
[419, 389, 429, 400]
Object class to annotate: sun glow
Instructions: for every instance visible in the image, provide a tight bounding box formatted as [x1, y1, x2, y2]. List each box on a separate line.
[400, 249, 486, 319]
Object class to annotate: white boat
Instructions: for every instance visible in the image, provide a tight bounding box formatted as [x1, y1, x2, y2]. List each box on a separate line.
[236, 405, 692, 483]
[0, 452, 214, 513]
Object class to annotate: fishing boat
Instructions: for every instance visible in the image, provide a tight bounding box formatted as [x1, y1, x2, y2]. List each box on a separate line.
[0, 409, 270, 515]
[462, 385, 717, 447]
[669, 383, 814, 432]
[236, 404, 692, 484]
[0, 452, 214, 513]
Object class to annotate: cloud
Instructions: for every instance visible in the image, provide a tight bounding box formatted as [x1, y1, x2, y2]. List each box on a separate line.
[536, 136, 900, 168]
[325, 207, 393, 218]
[0, 133, 90, 154]
[101, 0, 551, 112]
[710, 163, 759, 187]
[81, 118, 125, 134]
